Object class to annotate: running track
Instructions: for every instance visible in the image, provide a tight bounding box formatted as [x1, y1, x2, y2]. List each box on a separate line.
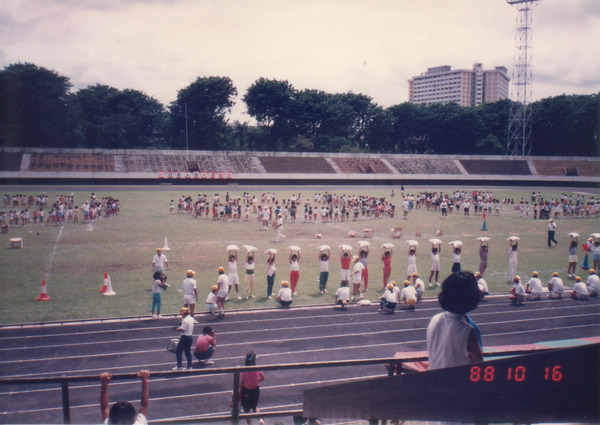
[0, 294, 599, 424]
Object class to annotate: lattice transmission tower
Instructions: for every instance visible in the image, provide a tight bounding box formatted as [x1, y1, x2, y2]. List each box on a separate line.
[506, 0, 541, 156]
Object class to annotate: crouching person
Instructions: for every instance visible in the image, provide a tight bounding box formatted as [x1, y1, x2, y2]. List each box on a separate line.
[509, 275, 525, 305]
[194, 326, 216, 366]
[206, 285, 219, 316]
[379, 283, 397, 314]
[335, 280, 350, 310]
[276, 281, 293, 307]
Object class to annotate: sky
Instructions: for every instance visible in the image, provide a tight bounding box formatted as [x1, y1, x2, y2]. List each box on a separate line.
[1, 0, 599, 124]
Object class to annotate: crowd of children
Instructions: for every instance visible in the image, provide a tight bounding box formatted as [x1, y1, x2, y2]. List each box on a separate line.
[171, 191, 398, 223]
[1, 192, 120, 228]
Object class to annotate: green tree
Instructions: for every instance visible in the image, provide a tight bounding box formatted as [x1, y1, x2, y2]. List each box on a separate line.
[531, 94, 599, 156]
[0, 62, 72, 147]
[386, 103, 429, 153]
[69, 84, 166, 149]
[170, 76, 237, 150]
[243, 78, 296, 150]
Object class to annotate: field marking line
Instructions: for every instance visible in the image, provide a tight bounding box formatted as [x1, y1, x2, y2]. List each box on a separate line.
[44, 225, 64, 281]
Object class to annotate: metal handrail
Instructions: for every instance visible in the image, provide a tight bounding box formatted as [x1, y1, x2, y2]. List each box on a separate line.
[0, 349, 550, 424]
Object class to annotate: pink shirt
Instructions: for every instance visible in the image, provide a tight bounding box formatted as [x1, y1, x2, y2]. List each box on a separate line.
[194, 334, 215, 354]
[240, 371, 265, 389]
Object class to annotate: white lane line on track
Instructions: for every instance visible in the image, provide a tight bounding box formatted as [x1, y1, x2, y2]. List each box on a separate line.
[1, 318, 597, 369]
[1, 298, 595, 340]
[1, 306, 597, 352]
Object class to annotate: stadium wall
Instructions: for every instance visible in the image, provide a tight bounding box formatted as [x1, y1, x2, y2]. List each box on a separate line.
[0, 148, 598, 187]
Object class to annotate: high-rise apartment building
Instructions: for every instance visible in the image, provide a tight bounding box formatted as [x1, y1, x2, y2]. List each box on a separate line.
[408, 63, 509, 107]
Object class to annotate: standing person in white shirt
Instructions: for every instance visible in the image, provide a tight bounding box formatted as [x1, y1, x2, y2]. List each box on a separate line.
[318, 250, 329, 295]
[509, 242, 519, 281]
[227, 252, 242, 300]
[275, 213, 285, 242]
[152, 248, 169, 274]
[351, 256, 365, 301]
[182, 270, 198, 317]
[547, 218, 558, 247]
[151, 272, 168, 320]
[451, 246, 462, 273]
[406, 248, 417, 281]
[429, 245, 441, 287]
[173, 307, 195, 370]
[244, 254, 256, 299]
[215, 267, 229, 318]
[547, 272, 565, 299]
[427, 271, 483, 370]
[266, 253, 276, 299]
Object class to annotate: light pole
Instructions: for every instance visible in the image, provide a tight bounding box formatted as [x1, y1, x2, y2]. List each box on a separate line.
[185, 102, 189, 151]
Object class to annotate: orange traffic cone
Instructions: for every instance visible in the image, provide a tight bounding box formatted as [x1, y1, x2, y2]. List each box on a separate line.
[103, 275, 116, 296]
[100, 272, 109, 293]
[37, 279, 50, 301]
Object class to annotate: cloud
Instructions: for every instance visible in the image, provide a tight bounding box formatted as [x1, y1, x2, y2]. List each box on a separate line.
[1, 0, 598, 123]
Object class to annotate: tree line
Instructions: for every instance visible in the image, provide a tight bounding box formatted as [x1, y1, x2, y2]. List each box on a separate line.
[1, 62, 598, 156]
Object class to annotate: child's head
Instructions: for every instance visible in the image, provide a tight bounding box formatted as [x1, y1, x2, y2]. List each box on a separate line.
[108, 400, 136, 425]
[432, 247, 438, 254]
[438, 272, 480, 314]
[512, 243, 518, 251]
[245, 351, 257, 366]
[409, 249, 415, 255]
[321, 253, 329, 261]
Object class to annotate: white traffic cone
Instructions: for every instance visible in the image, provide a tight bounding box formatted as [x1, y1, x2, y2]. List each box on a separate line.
[103, 275, 116, 296]
[162, 236, 170, 251]
[37, 279, 50, 301]
[100, 272, 109, 293]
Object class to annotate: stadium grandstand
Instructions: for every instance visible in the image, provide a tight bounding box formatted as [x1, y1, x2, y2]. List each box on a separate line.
[0, 148, 598, 187]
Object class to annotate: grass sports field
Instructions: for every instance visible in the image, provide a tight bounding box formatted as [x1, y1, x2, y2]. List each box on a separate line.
[1, 185, 598, 325]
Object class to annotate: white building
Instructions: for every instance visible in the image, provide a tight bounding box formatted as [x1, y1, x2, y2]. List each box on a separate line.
[408, 64, 509, 107]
